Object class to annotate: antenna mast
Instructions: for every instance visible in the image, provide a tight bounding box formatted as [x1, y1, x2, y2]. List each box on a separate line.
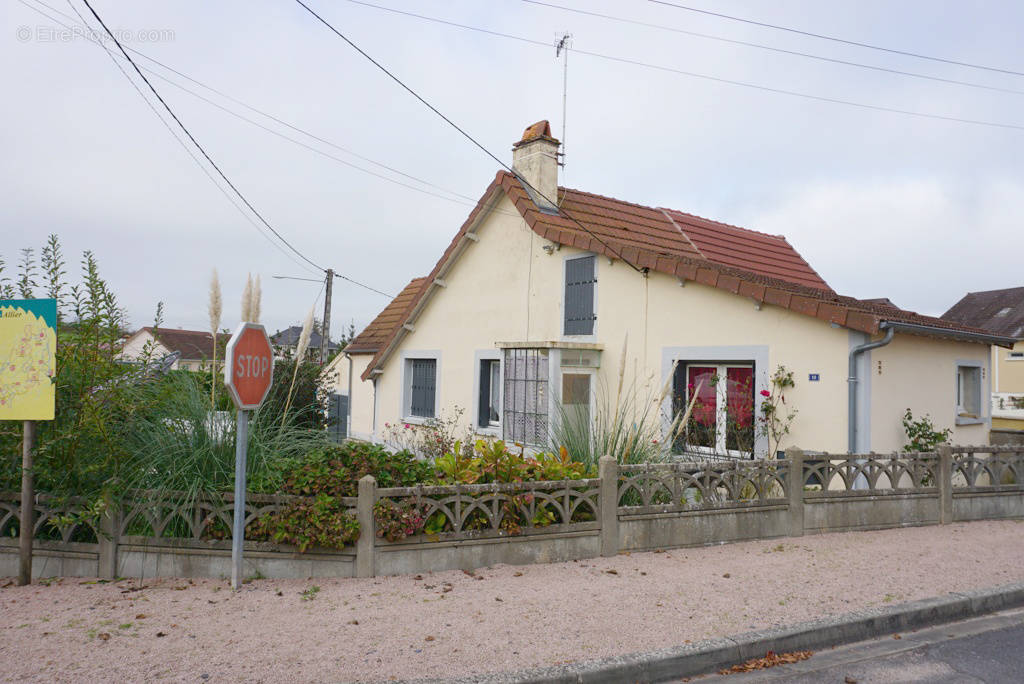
[555, 32, 571, 170]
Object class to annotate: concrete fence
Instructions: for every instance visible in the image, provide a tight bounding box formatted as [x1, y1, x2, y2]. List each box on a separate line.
[2, 445, 1022, 580]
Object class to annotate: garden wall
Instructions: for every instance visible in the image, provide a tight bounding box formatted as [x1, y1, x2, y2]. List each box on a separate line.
[2, 445, 1022, 580]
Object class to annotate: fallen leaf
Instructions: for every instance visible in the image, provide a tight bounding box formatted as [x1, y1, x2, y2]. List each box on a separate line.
[347, 620, 359, 625]
[513, 572, 523, 577]
[893, 634, 902, 640]
[844, 677, 858, 684]
[425, 635, 435, 642]
[495, 597, 503, 602]
[718, 650, 813, 674]
[156, 632, 167, 638]
[606, 569, 618, 575]
[723, 573, 731, 578]
[413, 575, 423, 581]
[98, 633, 110, 641]
[276, 591, 283, 597]
[135, 614, 147, 620]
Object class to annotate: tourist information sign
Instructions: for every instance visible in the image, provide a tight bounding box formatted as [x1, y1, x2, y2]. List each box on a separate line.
[223, 323, 274, 589]
[1, 299, 57, 586]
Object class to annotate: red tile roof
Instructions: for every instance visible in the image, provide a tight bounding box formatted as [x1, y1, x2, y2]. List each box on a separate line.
[359, 171, 1002, 380]
[345, 278, 428, 354]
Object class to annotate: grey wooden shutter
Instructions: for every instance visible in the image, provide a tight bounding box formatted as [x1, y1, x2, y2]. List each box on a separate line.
[478, 360, 491, 428]
[410, 359, 436, 418]
[564, 256, 596, 335]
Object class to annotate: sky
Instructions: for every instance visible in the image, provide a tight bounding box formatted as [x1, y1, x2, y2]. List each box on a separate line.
[3, 0, 1022, 339]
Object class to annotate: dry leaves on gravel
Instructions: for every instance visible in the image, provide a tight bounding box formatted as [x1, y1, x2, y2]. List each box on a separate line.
[718, 650, 813, 674]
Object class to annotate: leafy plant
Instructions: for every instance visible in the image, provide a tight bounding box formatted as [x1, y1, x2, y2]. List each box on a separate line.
[249, 493, 359, 552]
[902, 408, 951, 452]
[381, 407, 472, 461]
[373, 499, 426, 542]
[757, 365, 798, 458]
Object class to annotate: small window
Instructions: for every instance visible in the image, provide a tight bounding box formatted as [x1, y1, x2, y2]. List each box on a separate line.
[406, 358, 436, 419]
[564, 255, 596, 335]
[956, 365, 982, 419]
[561, 372, 592, 435]
[477, 359, 501, 428]
[1008, 351, 1024, 360]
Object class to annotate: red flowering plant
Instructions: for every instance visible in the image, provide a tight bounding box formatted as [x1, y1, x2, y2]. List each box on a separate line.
[756, 365, 798, 459]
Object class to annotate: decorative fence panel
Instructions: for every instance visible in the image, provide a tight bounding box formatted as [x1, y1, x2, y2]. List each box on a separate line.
[2, 445, 1022, 580]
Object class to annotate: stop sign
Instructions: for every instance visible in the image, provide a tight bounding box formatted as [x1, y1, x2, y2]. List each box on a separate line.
[224, 323, 274, 410]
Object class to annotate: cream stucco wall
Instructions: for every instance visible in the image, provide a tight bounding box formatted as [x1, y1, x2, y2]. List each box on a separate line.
[869, 334, 990, 451]
[367, 190, 995, 454]
[325, 351, 376, 441]
[993, 340, 1024, 393]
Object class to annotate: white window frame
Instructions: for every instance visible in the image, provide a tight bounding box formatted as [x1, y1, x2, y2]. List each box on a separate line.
[1007, 351, 1024, 362]
[680, 362, 755, 458]
[400, 350, 441, 424]
[473, 350, 502, 437]
[558, 367, 597, 439]
[954, 359, 985, 425]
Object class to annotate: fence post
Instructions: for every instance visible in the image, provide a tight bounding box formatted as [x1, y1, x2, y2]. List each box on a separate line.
[598, 455, 619, 557]
[356, 475, 376, 578]
[938, 445, 953, 525]
[97, 499, 120, 580]
[785, 447, 804, 537]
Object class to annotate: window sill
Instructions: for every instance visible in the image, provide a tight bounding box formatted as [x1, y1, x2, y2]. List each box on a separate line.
[474, 426, 501, 439]
[401, 416, 433, 426]
[955, 415, 985, 426]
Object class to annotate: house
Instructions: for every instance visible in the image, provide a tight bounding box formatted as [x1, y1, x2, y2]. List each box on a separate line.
[120, 327, 229, 372]
[943, 287, 1024, 432]
[328, 121, 1014, 456]
[271, 326, 339, 360]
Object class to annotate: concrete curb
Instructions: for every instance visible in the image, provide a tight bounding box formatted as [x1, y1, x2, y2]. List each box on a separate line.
[415, 581, 1024, 684]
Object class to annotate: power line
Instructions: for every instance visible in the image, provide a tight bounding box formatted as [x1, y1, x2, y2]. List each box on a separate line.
[294, 0, 644, 272]
[51, 0, 321, 277]
[26, 0, 523, 220]
[30, 0, 398, 298]
[333, 0, 1024, 132]
[78, 0, 327, 274]
[648, 0, 1024, 78]
[523, 0, 1024, 96]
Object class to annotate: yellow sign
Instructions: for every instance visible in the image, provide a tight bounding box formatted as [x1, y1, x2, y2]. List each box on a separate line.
[0, 299, 57, 421]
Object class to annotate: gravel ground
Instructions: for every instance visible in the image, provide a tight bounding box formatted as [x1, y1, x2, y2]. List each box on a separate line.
[2, 520, 1023, 683]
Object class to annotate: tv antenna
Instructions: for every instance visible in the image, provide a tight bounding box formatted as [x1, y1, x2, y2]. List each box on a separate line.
[555, 32, 572, 170]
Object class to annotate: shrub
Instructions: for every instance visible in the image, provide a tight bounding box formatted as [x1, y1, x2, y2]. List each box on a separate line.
[373, 499, 426, 542]
[902, 409, 952, 452]
[249, 493, 359, 552]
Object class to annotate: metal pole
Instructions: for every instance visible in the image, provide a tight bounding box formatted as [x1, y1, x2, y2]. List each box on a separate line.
[320, 269, 334, 365]
[231, 409, 249, 590]
[18, 420, 35, 586]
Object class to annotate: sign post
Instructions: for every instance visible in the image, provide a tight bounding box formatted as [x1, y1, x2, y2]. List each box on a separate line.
[223, 323, 274, 590]
[1, 299, 57, 586]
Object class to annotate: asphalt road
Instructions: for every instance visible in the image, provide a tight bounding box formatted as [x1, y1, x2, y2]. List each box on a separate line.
[694, 607, 1024, 683]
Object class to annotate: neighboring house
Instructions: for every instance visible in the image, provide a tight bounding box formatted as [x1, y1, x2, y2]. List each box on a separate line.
[943, 287, 1024, 431]
[272, 326, 339, 360]
[329, 120, 1014, 456]
[120, 327, 229, 372]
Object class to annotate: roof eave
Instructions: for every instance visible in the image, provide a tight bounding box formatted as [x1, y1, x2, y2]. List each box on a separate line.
[880, 320, 1017, 348]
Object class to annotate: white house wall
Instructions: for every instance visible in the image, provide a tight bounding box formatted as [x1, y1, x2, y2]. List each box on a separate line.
[870, 334, 989, 450]
[371, 190, 992, 454]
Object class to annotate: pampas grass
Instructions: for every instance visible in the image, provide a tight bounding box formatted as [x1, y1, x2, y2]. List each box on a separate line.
[251, 274, 261, 324]
[241, 274, 253, 322]
[208, 269, 222, 406]
[281, 306, 314, 426]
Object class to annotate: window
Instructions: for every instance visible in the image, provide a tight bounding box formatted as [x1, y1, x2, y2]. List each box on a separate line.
[1008, 351, 1024, 361]
[406, 358, 436, 419]
[561, 372, 592, 435]
[503, 348, 549, 446]
[956, 364, 982, 419]
[477, 359, 501, 429]
[564, 255, 596, 335]
[672, 363, 754, 455]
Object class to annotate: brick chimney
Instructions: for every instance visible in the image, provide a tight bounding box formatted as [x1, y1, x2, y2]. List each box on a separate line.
[512, 120, 560, 213]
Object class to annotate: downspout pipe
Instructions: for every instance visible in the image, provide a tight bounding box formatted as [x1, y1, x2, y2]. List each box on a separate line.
[848, 325, 895, 454]
[345, 352, 353, 441]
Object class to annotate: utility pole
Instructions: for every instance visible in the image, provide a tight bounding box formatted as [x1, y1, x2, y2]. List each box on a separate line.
[555, 32, 571, 169]
[320, 269, 334, 365]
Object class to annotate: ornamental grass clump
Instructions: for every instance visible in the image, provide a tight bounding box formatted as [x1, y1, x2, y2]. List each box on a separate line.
[207, 269, 222, 407]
